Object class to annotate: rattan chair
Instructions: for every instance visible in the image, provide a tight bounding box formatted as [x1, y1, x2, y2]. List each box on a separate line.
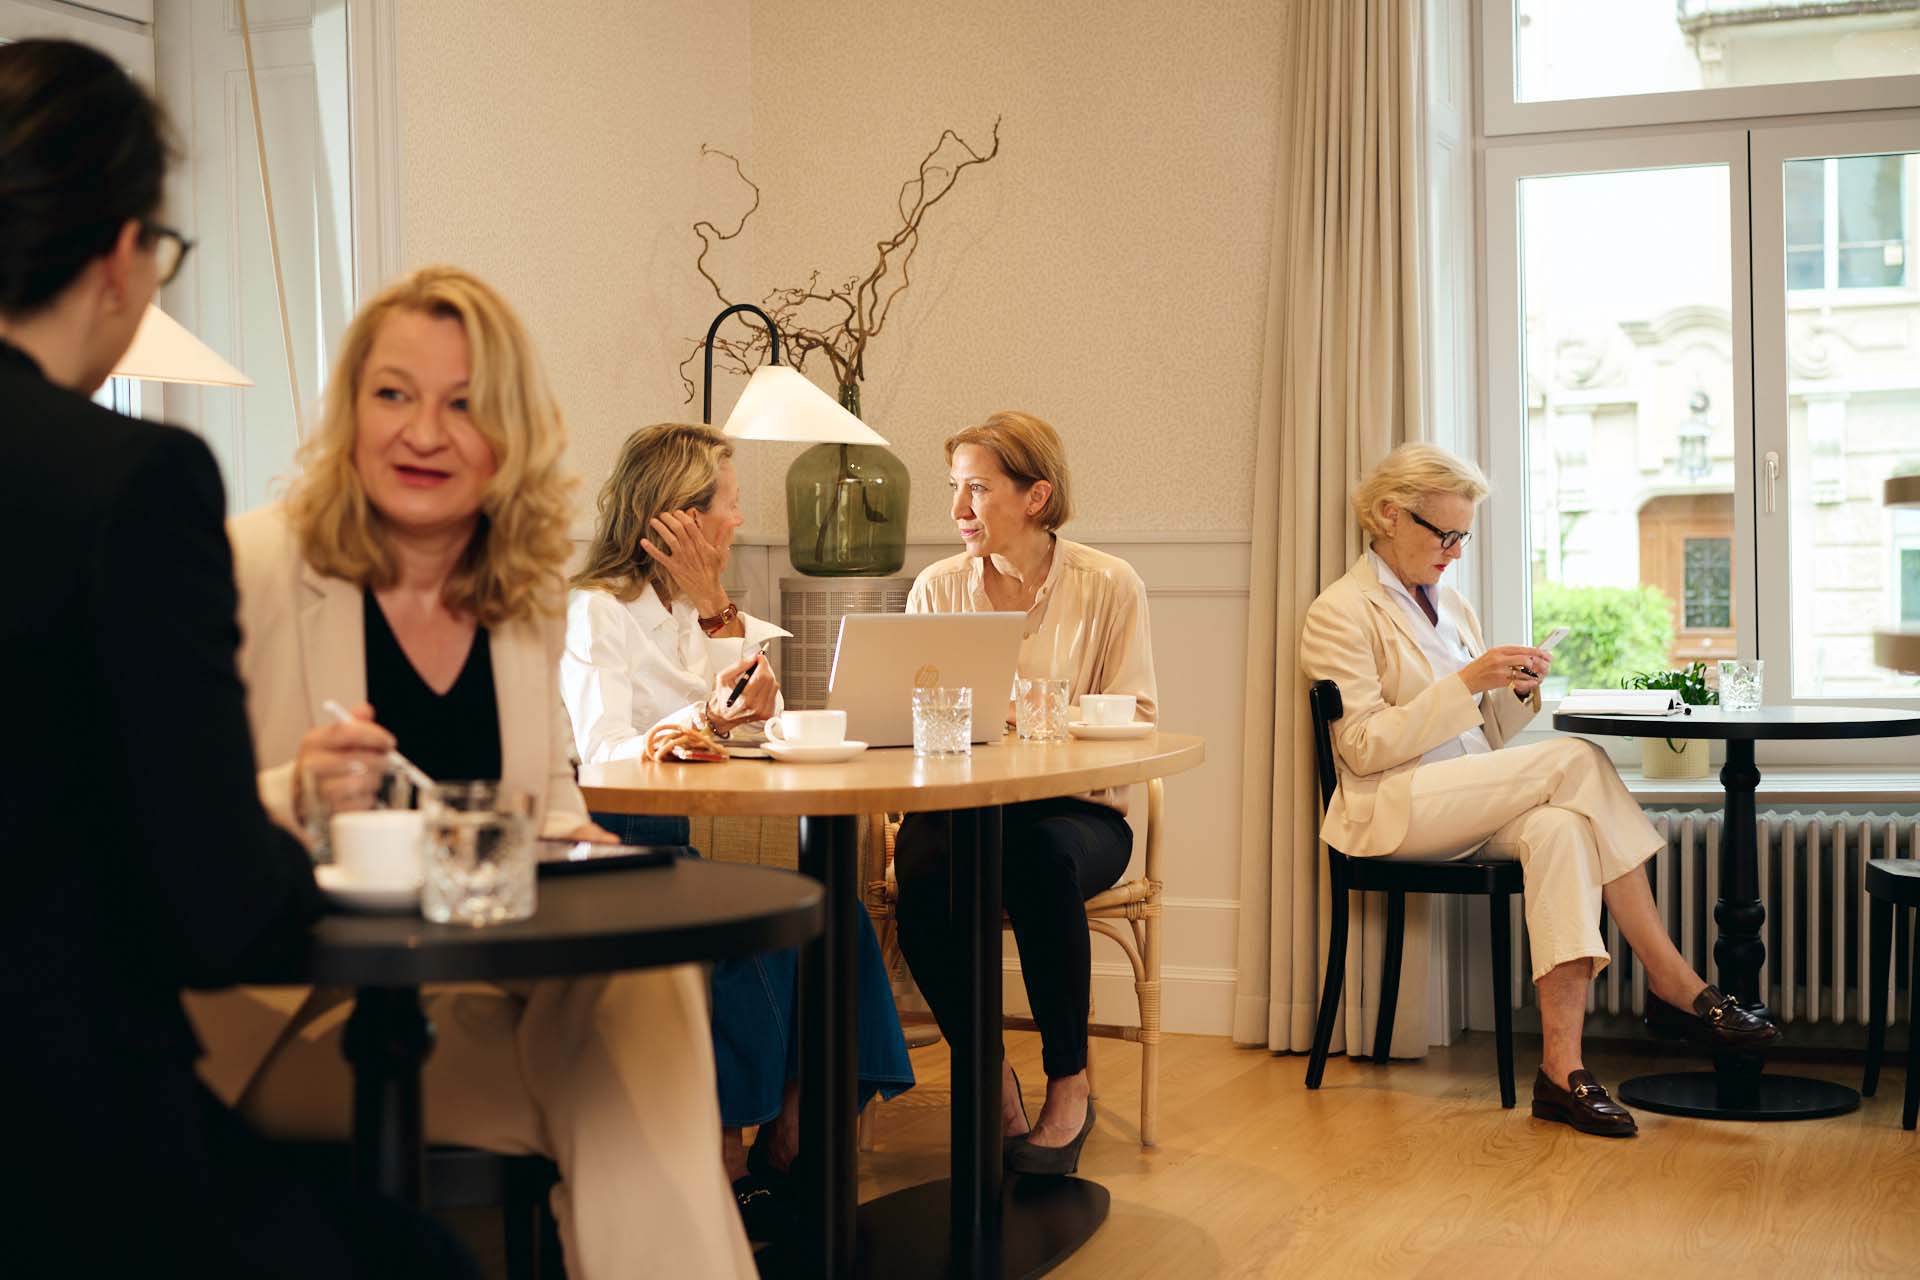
[859, 779, 1166, 1148]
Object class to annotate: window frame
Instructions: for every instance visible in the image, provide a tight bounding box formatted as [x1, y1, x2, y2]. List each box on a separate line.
[1479, 127, 1758, 732]
[1784, 153, 1915, 300]
[1481, 0, 1920, 138]
[1750, 114, 1920, 722]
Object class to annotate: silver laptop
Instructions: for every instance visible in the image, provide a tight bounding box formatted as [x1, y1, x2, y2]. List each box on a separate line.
[826, 612, 1026, 747]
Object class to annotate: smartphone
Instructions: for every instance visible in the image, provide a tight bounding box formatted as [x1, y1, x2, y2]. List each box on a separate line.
[1538, 626, 1570, 653]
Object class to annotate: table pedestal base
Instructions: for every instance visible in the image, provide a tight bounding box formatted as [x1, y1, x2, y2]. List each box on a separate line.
[1618, 1070, 1858, 1121]
[807, 1176, 1109, 1279]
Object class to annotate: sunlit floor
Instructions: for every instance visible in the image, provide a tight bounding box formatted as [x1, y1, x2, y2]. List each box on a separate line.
[859, 1030, 1920, 1279]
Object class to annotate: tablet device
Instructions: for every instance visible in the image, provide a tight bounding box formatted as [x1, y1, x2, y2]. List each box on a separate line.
[535, 839, 682, 877]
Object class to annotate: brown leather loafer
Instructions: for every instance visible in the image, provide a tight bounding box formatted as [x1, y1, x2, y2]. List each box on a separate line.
[1530, 1068, 1637, 1137]
[1645, 984, 1781, 1051]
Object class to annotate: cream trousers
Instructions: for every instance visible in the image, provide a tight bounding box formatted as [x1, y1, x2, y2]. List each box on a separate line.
[1382, 737, 1663, 982]
[236, 967, 754, 1280]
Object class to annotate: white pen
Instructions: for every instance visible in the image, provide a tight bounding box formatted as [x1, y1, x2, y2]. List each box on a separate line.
[320, 698, 436, 793]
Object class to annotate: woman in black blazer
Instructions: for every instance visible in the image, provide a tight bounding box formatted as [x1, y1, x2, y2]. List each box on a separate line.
[0, 40, 470, 1277]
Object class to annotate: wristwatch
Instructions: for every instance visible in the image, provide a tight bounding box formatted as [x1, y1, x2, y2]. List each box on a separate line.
[698, 602, 738, 636]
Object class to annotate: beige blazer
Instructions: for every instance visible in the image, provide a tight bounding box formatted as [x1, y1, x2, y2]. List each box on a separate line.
[1298, 554, 1538, 857]
[188, 504, 590, 1105]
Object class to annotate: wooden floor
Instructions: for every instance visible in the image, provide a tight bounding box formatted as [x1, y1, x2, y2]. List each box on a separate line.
[858, 1031, 1920, 1278]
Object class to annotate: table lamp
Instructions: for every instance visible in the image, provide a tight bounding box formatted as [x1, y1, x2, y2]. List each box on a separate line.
[702, 303, 909, 576]
[111, 304, 253, 387]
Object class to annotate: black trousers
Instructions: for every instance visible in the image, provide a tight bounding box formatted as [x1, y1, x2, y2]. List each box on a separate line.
[893, 797, 1134, 1080]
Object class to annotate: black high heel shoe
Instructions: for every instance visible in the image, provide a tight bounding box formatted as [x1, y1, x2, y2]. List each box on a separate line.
[1003, 1067, 1034, 1167]
[1006, 1097, 1096, 1177]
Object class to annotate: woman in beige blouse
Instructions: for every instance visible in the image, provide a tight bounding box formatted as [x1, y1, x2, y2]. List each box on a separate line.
[896, 411, 1157, 1176]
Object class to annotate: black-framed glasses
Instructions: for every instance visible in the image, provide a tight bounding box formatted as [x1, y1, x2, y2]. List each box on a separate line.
[140, 221, 194, 287]
[1407, 508, 1472, 551]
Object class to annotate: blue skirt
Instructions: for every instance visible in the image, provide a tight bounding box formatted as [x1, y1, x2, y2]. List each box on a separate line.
[591, 811, 915, 1127]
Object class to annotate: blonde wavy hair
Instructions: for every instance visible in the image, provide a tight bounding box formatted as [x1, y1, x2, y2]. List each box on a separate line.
[283, 265, 575, 626]
[572, 423, 733, 606]
[1351, 442, 1489, 539]
[945, 410, 1071, 531]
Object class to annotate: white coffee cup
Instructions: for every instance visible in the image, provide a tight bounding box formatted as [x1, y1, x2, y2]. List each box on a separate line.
[1078, 694, 1138, 726]
[766, 709, 847, 746]
[331, 810, 426, 888]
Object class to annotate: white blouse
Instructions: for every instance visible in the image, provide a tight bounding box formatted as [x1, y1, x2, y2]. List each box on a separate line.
[560, 584, 790, 764]
[1366, 548, 1491, 765]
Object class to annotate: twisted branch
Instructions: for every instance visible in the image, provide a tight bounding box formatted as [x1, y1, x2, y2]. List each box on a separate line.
[678, 118, 1003, 407]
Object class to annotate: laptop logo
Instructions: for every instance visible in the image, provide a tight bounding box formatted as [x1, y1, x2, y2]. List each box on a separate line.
[914, 664, 941, 688]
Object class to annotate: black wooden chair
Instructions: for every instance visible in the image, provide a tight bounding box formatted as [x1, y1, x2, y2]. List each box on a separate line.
[1304, 679, 1520, 1107]
[1863, 857, 1920, 1131]
[279, 1145, 564, 1278]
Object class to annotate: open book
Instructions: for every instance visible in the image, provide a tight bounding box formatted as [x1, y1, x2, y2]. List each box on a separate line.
[1556, 689, 1689, 716]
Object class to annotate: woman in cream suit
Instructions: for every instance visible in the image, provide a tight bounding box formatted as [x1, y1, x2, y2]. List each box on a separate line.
[1300, 443, 1777, 1137]
[187, 267, 753, 1277]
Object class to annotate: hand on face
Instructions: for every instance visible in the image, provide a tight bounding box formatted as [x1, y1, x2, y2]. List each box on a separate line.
[351, 310, 498, 538]
[642, 508, 731, 616]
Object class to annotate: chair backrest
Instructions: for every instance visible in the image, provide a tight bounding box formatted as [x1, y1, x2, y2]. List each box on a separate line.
[1307, 680, 1343, 816]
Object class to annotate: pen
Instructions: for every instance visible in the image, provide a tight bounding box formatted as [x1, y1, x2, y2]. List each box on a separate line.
[320, 698, 436, 792]
[725, 642, 766, 709]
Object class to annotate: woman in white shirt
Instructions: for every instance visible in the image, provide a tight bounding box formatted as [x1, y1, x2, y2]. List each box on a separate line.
[562, 423, 912, 1237]
[1299, 443, 1778, 1138]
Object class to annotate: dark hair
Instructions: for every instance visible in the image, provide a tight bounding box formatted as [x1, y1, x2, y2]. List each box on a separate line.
[0, 39, 173, 316]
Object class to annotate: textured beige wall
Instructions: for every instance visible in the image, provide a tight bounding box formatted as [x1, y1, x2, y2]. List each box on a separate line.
[394, 0, 763, 523]
[740, 0, 1285, 537]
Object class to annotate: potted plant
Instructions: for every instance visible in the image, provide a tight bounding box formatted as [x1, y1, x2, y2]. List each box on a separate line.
[1621, 662, 1717, 779]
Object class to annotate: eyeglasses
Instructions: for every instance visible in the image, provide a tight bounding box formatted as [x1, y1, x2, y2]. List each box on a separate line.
[1407, 508, 1472, 551]
[140, 221, 195, 287]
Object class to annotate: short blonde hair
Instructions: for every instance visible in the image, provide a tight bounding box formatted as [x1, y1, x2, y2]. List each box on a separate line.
[573, 423, 733, 606]
[283, 265, 575, 626]
[945, 410, 1071, 531]
[1351, 443, 1489, 538]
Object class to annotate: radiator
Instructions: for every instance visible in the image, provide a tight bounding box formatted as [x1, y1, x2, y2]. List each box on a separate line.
[1511, 810, 1919, 1026]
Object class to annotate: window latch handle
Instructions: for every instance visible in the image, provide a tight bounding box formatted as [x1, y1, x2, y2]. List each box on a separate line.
[1764, 451, 1781, 515]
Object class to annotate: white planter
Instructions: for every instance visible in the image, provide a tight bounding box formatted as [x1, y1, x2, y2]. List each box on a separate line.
[1638, 735, 1711, 779]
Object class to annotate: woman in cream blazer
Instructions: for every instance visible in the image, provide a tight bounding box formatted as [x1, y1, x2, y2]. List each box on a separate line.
[186, 267, 752, 1278]
[1300, 443, 1777, 1138]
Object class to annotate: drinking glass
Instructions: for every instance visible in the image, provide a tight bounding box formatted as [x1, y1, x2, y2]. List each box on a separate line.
[1014, 677, 1069, 743]
[421, 781, 537, 926]
[1718, 659, 1764, 712]
[300, 762, 415, 865]
[912, 687, 973, 757]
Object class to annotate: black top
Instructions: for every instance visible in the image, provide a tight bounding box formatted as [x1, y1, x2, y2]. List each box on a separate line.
[1554, 705, 1920, 741]
[364, 586, 503, 782]
[0, 340, 322, 1084]
[240, 860, 823, 985]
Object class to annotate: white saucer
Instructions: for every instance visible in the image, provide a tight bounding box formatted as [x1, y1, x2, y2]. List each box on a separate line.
[1067, 721, 1153, 741]
[315, 863, 422, 912]
[762, 739, 869, 764]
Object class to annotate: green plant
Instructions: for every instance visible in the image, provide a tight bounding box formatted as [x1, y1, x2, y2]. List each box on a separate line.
[1529, 583, 1675, 690]
[1622, 661, 1718, 753]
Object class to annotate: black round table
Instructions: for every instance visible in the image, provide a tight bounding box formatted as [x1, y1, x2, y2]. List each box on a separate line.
[242, 859, 823, 1206]
[1554, 705, 1920, 1121]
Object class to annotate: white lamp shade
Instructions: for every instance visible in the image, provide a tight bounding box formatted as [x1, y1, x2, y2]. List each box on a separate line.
[719, 364, 888, 446]
[111, 305, 253, 387]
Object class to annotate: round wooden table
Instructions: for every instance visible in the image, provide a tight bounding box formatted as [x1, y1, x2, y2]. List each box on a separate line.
[1554, 705, 1920, 1121]
[242, 860, 822, 1207]
[581, 731, 1206, 1280]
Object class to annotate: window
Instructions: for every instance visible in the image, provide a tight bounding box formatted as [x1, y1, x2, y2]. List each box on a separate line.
[1481, 2, 1920, 742]
[1786, 155, 1910, 292]
[1512, 0, 1920, 105]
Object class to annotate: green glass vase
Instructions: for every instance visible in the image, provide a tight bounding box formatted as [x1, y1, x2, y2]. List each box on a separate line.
[784, 382, 909, 575]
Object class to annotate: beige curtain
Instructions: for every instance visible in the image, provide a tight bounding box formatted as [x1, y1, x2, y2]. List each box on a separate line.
[1232, 0, 1430, 1058]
